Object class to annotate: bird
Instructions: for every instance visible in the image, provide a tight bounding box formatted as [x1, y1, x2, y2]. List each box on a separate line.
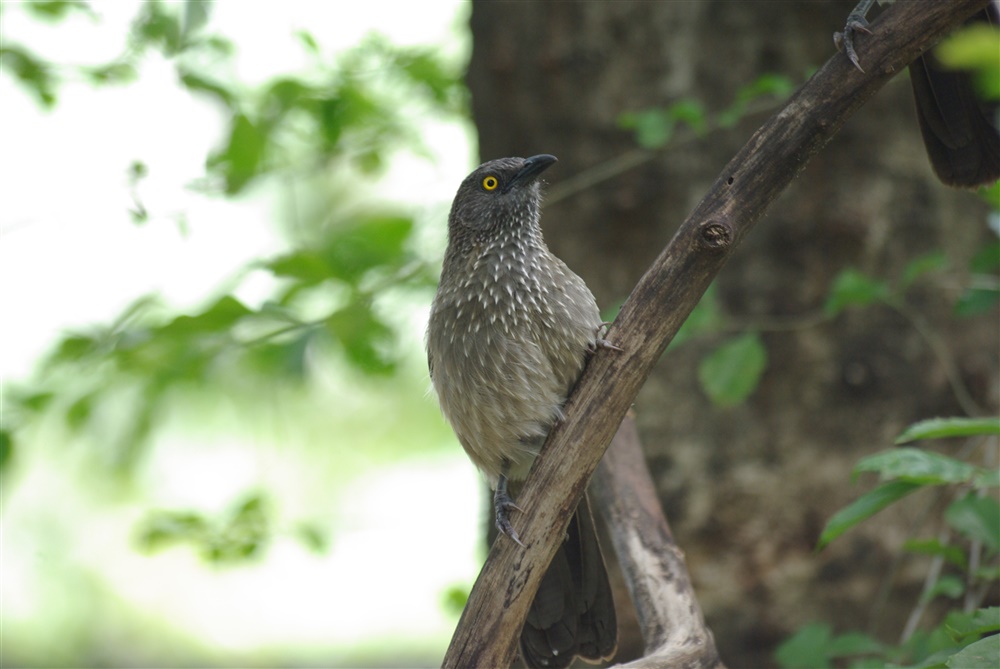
[835, 0, 1000, 188]
[426, 154, 618, 668]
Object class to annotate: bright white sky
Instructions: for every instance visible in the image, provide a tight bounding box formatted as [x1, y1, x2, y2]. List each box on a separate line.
[1, 1, 482, 663]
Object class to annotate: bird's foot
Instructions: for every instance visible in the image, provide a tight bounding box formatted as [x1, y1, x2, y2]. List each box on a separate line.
[494, 476, 525, 547]
[834, 18, 871, 72]
[593, 337, 623, 353]
[590, 323, 623, 353]
[834, 6, 874, 72]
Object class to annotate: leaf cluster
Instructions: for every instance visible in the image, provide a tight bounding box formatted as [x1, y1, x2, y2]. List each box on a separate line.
[134, 492, 328, 563]
[617, 73, 798, 150]
[1, 1, 464, 484]
[777, 417, 1000, 669]
[654, 243, 997, 410]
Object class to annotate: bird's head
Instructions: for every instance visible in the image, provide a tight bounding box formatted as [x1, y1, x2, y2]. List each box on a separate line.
[446, 154, 557, 247]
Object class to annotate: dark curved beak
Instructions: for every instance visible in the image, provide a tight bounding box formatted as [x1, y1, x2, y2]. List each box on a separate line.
[502, 154, 557, 193]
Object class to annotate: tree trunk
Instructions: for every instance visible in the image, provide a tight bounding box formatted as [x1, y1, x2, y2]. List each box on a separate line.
[467, 1, 998, 666]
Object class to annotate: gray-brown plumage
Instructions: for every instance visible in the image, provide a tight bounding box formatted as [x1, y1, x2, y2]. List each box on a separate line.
[427, 155, 617, 668]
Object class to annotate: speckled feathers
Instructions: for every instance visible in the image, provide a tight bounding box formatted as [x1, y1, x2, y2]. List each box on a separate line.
[426, 155, 602, 483]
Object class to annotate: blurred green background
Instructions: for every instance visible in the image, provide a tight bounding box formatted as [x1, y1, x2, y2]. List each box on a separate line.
[1, 1, 480, 666]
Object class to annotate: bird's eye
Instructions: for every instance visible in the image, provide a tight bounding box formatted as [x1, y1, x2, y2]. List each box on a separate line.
[482, 175, 499, 191]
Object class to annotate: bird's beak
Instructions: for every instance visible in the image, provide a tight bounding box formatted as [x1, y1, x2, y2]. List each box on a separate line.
[502, 154, 557, 193]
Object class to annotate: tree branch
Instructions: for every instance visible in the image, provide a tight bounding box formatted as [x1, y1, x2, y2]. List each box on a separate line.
[441, 2, 989, 667]
[591, 415, 724, 668]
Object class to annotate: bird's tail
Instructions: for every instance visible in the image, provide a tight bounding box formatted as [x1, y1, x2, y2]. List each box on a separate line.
[519, 492, 618, 669]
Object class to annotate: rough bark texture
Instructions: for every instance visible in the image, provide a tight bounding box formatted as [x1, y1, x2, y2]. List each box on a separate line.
[467, 1, 999, 666]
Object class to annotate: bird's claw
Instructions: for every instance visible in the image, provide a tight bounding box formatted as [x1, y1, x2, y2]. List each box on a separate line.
[593, 338, 623, 353]
[494, 494, 525, 547]
[494, 477, 525, 547]
[834, 15, 872, 73]
[590, 323, 623, 353]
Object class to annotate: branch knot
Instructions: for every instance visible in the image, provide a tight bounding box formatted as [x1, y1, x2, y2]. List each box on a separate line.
[698, 220, 733, 251]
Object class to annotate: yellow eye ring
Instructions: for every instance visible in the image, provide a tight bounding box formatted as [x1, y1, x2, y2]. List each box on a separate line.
[482, 175, 499, 191]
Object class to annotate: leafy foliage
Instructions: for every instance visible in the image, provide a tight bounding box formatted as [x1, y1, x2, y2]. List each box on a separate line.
[618, 73, 797, 149]
[2, 1, 465, 564]
[135, 492, 327, 563]
[661, 243, 997, 410]
[787, 418, 1000, 669]
[776, 623, 886, 669]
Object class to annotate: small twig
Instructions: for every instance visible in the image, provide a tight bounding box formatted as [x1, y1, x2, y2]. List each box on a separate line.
[546, 96, 787, 207]
[721, 310, 831, 334]
[887, 299, 983, 417]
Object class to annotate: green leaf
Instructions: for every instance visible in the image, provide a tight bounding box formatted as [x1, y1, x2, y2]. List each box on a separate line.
[968, 242, 1000, 273]
[937, 25, 1000, 99]
[65, 392, 94, 430]
[737, 73, 797, 103]
[718, 74, 796, 127]
[945, 494, 1000, 551]
[617, 108, 675, 149]
[901, 251, 948, 288]
[854, 448, 980, 485]
[824, 269, 889, 316]
[260, 78, 313, 124]
[179, 70, 235, 106]
[159, 296, 252, 337]
[903, 538, 968, 569]
[128, 160, 148, 182]
[0, 46, 58, 108]
[920, 574, 965, 603]
[181, 0, 211, 38]
[247, 333, 313, 379]
[268, 217, 413, 290]
[775, 623, 833, 669]
[212, 493, 270, 563]
[0, 430, 12, 475]
[827, 631, 883, 658]
[296, 30, 320, 54]
[818, 481, 922, 549]
[955, 287, 999, 317]
[265, 249, 332, 285]
[135, 511, 209, 553]
[903, 627, 964, 668]
[896, 417, 1000, 444]
[207, 113, 267, 194]
[317, 84, 384, 151]
[25, 1, 89, 20]
[945, 635, 1000, 669]
[49, 334, 97, 363]
[319, 215, 414, 285]
[24, 392, 55, 412]
[325, 303, 396, 374]
[84, 61, 137, 86]
[134, 2, 183, 56]
[666, 99, 707, 136]
[698, 332, 767, 407]
[398, 50, 462, 108]
[945, 608, 1000, 641]
[442, 584, 470, 616]
[295, 523, 329, 554]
